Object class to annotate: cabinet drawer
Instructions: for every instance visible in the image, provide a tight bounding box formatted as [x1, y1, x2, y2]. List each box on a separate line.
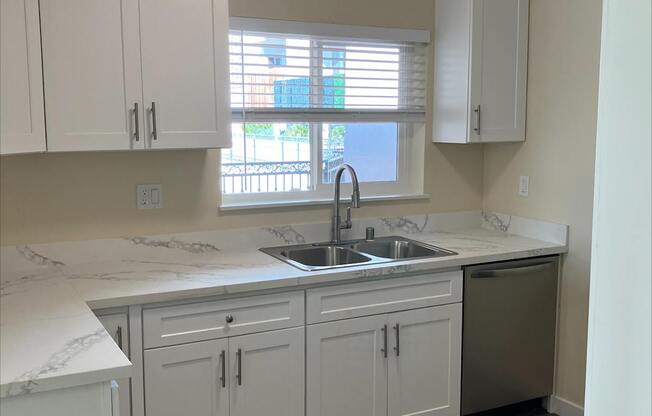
[143, 291, 304, 348]
[306, 271, 462, 324]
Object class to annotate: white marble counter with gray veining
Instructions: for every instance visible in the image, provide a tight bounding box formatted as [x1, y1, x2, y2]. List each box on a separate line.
[0, 210, 568, 399]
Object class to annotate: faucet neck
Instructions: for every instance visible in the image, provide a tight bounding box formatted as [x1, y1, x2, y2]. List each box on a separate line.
[331, 164, 361, 244]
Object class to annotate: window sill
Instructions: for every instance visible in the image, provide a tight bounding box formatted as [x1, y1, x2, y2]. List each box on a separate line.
[219, 193, 430, 211]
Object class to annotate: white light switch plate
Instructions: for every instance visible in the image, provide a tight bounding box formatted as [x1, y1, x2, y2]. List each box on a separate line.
[519, 176, 529, 197]
[137, 184, 162, 209]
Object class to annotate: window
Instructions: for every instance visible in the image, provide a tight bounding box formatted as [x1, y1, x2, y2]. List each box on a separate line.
[221, 19, 429, 208]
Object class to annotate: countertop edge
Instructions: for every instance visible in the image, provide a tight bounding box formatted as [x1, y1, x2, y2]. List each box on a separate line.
[1, 362, 132, 400]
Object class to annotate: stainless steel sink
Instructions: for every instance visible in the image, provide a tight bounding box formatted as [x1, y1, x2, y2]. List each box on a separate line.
[261, 236, 457, 271]
[350, 237, 456, 260]
[281, 246, 371, 268]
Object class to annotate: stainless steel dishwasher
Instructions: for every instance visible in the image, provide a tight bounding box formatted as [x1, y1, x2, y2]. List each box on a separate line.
[462, 256, 560, 415]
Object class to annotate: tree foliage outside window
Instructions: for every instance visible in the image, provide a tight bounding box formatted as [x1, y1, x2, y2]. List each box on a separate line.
[330, 125, 346, 140]
[283, 124, 310, 139]
[244, 123, 273, 137]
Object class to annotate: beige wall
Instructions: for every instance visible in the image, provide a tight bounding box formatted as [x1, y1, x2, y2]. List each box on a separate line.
[483, 0, 602, 407]
[0, 0, 484, 246]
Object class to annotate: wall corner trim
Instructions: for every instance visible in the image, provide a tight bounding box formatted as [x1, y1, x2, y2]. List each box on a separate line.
[547, 395, 585, 416]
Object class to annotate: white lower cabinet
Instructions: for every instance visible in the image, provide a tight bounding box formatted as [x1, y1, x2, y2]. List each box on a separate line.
[144, 328, 304, 416]
[141, 273, 463, 416]
[145, 338, 229, 416]
[307, 314, 389, 416]
[388, 304, 462, 416]
[307, 304, 462, 416]
[229, 328, 305, 416]
[97, 313, 131, 416]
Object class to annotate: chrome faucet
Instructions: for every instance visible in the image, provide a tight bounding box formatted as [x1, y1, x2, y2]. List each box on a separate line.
[331, 164, 361, 244]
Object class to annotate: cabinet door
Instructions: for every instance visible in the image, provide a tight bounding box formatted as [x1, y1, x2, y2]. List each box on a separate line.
[470, 0, 529, 142]
[144, 339, 228, 416]
[0, 0, 46, 154]
[139, 0, 231, 149]
[229, 327, 304, 416]
[307, 315, 388, 416]
[432, 0, 474, 144]
[97, 313, 131, 416]
[387, 304, 462, 416]
[40, 0, 144, 151]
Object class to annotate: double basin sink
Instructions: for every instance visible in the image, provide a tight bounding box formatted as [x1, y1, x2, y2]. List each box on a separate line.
[261, 236, 457, 271]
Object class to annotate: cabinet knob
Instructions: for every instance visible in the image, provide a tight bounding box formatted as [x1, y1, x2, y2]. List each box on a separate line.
[225, 314, 234, 324]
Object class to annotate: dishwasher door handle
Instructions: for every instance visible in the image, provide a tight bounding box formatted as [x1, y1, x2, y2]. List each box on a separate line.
[470, 262, 556, 279]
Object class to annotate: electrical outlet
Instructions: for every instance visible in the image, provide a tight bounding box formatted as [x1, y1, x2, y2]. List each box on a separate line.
[519, 176, 529, 197]
[137, 184, 162, 209]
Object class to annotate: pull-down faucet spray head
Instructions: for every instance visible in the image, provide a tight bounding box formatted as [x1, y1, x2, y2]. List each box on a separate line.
[351, 188, 361, 208]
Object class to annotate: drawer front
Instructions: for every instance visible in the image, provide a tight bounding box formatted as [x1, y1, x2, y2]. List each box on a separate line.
[306, 271, 462, 324]
[143, 291, 304, 348]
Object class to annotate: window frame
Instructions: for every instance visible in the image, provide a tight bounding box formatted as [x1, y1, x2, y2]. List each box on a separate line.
[220, 19, 429, 209]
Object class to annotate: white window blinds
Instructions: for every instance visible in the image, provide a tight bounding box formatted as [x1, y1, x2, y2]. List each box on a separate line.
[229, 19, 429, 123]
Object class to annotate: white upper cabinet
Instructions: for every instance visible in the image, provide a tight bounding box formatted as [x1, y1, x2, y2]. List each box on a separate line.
[0, 0, 46, 154]
[140, 0, 231, 150]
[433, 0, 529, 143]
[40, 0, 231, 152]
[40, 0, 144, 152]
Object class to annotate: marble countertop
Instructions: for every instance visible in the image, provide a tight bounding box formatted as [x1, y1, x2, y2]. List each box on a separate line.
[0, 211, 568, 399]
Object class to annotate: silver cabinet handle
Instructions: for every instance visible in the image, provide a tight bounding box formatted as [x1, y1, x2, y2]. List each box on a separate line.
[473, 105, 481, 133]
[471, 262, 556, 279]
[225, 314, 234, 324]
[381, 324, 388, 358]
[236, 348, 242, 386]
[219, 350, 226, 388]
[393, 324, 400, 356]
[150, 102, 158, 141]
[116, 326, 123, 351]
[133, 103, 140, 141]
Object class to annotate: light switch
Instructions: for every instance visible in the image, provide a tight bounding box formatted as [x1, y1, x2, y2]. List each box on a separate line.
[137, 184, 162, 209]
[519, 176, 529, 197]
[151, 188, 160, 205]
